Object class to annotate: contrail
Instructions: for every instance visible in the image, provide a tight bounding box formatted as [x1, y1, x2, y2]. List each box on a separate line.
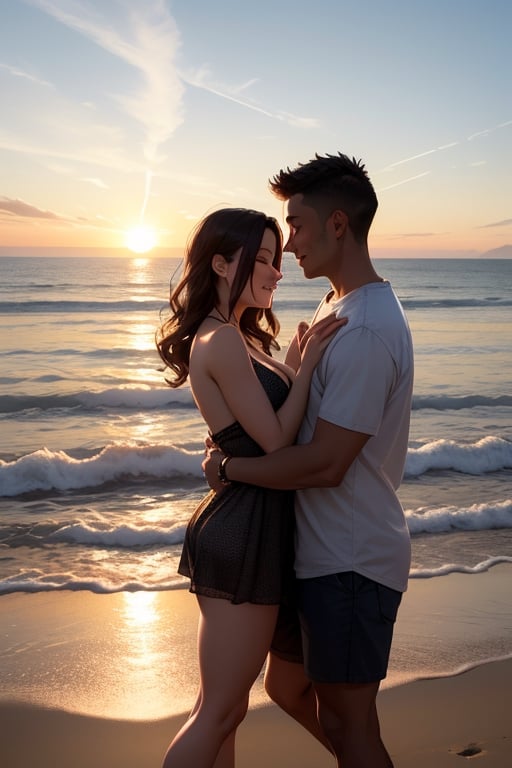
[378, 171, 431, 192]
[26, 0, 184, 224]
[380, 119, 511, 174]
[26, 0, 319, 227]
[181, 68, 319, 128]
[140, 169, 153, 224]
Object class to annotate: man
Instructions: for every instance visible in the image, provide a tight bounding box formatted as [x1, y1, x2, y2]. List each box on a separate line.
[204, 152, 414, 767]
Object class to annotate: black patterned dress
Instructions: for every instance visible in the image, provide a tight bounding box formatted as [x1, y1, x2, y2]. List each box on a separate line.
[178, 360, 295, 605]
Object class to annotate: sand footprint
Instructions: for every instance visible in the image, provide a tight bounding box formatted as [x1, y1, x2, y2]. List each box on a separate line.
[455, 742, 484, 758]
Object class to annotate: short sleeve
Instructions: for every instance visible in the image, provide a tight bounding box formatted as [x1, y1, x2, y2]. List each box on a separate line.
[315, 327, 396, 435]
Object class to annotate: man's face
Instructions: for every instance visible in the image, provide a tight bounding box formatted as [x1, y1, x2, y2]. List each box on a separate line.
[284, 194, 337, 280]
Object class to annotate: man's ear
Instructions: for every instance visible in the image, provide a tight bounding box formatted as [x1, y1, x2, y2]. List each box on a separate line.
[211, 254, 228, 277]
[331, 210, 348, 238]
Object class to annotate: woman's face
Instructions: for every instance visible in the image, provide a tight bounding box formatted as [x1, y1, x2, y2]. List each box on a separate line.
[238, 228, 282, 311]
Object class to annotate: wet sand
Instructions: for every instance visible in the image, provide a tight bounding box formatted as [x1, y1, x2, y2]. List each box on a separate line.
[1, 565, 511, 767]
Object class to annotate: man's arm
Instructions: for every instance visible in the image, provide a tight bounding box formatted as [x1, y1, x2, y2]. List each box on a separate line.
[204, 418, 370, 491]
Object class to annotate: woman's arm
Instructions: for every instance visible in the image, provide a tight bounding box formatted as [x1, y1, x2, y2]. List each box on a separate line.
[195, 314, 346, 454]
[284, 321, 308, 372]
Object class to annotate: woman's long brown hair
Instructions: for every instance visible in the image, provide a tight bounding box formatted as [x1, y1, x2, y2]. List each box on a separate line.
[156, 208, 283, 388]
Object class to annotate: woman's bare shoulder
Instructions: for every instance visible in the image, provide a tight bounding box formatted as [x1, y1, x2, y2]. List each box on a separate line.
[191, 320, 246, 369]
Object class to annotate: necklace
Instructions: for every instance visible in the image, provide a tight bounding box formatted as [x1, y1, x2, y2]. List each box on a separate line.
[215, 307, 230, 323]
[207, 307, 237, 326]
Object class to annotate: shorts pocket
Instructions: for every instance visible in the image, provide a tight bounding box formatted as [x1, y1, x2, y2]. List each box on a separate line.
[377, 583, 402, 623]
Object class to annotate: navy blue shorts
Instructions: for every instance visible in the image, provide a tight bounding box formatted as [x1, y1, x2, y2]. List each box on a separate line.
[271, 571, 402, 684]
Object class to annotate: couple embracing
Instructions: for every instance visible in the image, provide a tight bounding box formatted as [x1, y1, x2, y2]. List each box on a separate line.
[156, 151, 414, 767]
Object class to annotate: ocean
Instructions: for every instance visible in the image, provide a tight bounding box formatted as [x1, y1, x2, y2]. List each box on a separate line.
[0, 254, 511, 690]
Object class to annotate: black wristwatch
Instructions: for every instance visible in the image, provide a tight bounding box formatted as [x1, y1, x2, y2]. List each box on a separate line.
[218, 456, 232, 485]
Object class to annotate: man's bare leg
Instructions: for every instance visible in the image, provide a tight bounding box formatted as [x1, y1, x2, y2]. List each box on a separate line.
[314, 680, 393, 767]
[264, 653, 333, 752]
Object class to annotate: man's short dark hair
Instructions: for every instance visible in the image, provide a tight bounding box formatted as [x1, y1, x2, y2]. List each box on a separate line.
[269, 152, 378, 243]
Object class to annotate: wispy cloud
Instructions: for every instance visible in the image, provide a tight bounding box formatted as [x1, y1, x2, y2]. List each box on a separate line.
[378, 171, 431, 192]
[380, 144, 458, 173]
[181, 66, 320, 128]
[0, 131, 234, 209]
[27, 1, 318, 169]
[0, 195, 117, 233]
[26, 0, 184, 170]
[467, 120, 512, 141]
[478, 218, 512, 229]
[467, 128, 491, 141]
[0, 132, 145, 173]
[0, 196, 61, 219]
[23, 0, 317, 228]
[0, 61, 54, 88]
[80, 177, 109, 189]
[465, 119, 511, 141]
[378, 118, 511, 177]
[12, 0, 319, 230]
[393, 232, 435, 238]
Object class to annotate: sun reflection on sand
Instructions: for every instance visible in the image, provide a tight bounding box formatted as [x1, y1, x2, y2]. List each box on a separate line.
[0, 591, 202, 721]
[123, 590, 159, 628]
[120, 593, 166, 684]
[114, 591, 196, 718]
[121, 592, 164, 675]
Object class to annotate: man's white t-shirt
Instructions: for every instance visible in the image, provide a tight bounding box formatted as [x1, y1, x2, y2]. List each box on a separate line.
[294, 281, 414, 593]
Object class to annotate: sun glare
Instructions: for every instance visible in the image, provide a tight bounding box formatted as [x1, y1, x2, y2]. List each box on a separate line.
[125, 225, 158, 254]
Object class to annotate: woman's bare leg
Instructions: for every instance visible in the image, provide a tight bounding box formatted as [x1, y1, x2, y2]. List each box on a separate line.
[183, 695, 238, 768]
[211, 731, 237, 768]
[161, 597, 278, 768]
[167, 680, 238, 768]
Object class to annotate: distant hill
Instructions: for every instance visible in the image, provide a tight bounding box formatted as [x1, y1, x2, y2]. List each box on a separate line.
[480, 244, 512, 258]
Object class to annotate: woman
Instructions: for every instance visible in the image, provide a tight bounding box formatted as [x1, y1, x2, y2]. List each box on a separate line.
[156, 207, 344, 767]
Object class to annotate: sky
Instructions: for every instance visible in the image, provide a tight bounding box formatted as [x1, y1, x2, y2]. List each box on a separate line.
[1, 0, 511, 257]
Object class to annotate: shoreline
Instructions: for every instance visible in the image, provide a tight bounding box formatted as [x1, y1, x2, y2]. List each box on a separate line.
[2, 565, 511, 719]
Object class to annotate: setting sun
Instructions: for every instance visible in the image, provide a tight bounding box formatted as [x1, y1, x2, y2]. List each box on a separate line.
[125, 225, 158, 254]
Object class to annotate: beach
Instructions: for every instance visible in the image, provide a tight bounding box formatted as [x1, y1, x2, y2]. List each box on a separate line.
[1, 564, 511, 767]
[1, 662, 510, 768]
[1, 255, 511, 765]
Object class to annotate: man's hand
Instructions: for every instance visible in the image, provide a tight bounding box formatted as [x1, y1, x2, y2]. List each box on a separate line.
[202, 444, 225, 493]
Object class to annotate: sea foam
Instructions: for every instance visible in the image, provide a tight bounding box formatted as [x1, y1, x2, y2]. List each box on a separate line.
[1, 435, 511, 497]
[405, 435, 512, 476]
